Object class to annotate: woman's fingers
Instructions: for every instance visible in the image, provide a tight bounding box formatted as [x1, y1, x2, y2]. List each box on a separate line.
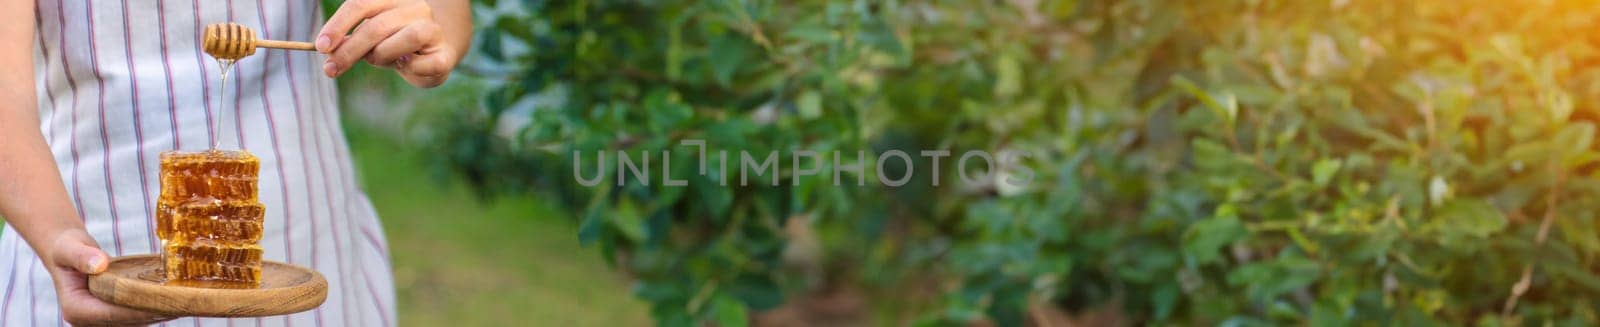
[317, 0, 397, 53]
[46, 233, 173, 326]
[324, 2, 434, 77]
[323, 13, 405, 77]
[57, 276, 173, 326]
[365, 21, 441, 68]
[397, 52, 452, 88]
[316, 0, 457, 86]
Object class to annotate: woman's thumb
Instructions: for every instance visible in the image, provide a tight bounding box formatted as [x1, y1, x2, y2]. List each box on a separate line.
[51, 235, 108, 274]
[77, 249, 107, 274]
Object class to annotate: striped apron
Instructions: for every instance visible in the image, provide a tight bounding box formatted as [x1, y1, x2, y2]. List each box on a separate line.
[5, 0, 398, 325]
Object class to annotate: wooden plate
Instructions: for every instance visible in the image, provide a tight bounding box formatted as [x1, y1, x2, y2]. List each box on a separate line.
[87, 254, 327, 317]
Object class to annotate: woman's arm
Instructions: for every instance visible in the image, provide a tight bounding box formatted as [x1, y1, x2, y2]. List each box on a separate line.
[0, 0, 171, 324]
[315, 0, 473, 88]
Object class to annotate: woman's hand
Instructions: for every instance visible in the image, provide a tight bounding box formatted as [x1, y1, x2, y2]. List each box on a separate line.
[316, 0, 473, 88]
[45, 231, 172, 326]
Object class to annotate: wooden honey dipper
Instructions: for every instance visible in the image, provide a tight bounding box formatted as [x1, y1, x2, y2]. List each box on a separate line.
[203, 22, 316, 60]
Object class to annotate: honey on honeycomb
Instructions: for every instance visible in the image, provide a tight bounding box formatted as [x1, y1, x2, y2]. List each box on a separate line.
[156, 150, 264, 289]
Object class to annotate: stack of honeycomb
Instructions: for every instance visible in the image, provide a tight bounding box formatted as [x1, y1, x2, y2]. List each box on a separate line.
[156, 150, 264, 289]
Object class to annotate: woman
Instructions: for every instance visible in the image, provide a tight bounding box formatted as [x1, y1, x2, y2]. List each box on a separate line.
[0, 0, 470, 325]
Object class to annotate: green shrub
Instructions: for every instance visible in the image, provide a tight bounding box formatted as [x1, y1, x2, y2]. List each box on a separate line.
[426, 0, 1600, 325]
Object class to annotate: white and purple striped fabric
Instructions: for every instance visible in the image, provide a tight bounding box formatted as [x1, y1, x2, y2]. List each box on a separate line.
[5, 0, 397, 326]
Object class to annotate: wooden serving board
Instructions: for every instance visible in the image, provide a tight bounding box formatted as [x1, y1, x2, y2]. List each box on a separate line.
[88, 254, 327, 317]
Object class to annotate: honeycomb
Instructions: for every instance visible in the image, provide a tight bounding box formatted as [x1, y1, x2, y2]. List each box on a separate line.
[156, 150, 264, 289]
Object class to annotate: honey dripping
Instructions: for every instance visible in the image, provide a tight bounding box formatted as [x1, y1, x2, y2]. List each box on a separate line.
[213, 58, 235, 149]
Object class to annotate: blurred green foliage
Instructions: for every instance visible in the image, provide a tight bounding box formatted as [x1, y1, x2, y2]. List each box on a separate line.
[424, 0, 1600, 325]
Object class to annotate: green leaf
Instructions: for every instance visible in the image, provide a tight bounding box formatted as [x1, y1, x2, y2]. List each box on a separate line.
[709, 35, 749, 87]
[1287, 227, 1320, 256]
[1558, 217, 1600, 254]
[1153, 283, 1179, 320]
[1225, 254, 1320, 303]
[577, 208, 604, 246]
[1433, 199, 1507, 240]
[1555, 122, 1595, 160]
[634, 280, 689, 303]
[860, 16, 907, 63]
[994, 55, 1022, 98]
[611, 198, 647, 242]
[1190, 138, 1235, 171]
[477, 28, 504, 62]
[709, 295, 749, 327]
[1547, 89, 1575, 123]
[1312, 158, 1342, 187]
[785, 24, 836, 43]
[727, 274, 784, 310]
[1170, 76, 1235, 124]
[1503, 141, 1549, 165]
[1184, 204, 1248, 265]
[797, 91, 822, 120]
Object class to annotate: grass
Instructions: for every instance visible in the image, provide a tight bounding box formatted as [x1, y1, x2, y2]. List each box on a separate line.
[346, 127, 651, 326]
